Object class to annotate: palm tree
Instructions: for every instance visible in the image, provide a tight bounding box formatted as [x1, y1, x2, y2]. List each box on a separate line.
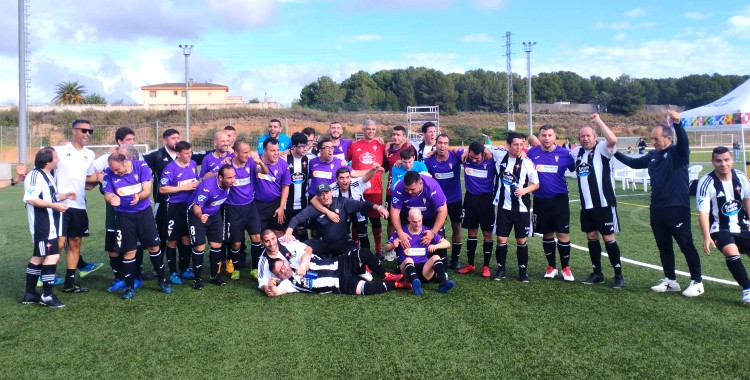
[52, 81, 87, 104]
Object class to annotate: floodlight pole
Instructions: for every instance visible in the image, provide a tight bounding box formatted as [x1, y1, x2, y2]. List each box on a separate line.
[18, 0, 28, 163]
[179, 44, 193, 142]
[523, 41, 536, 137]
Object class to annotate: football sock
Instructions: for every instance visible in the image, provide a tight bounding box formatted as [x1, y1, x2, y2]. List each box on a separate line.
[433, 260, 447, 284]
[149, 250, 166, 281]
[496, 243, 508, 270]
[517, 243, 529, 274]
[558, 240, 571, 268]
[165, 246, 177, 274]
[192, 249, 204, 279]
[404, 262, 419, 283]
[482, 240, 493, 267]
[726, 255, 750, 289]
[122, 257, 137, 288]
[605, 240, 622, 276]
[543, 238, 556, 267]
[25, 263, 42, 295]
[466, 237, 478, 266]
[588, 239, 603, 274]
[41, 264, 57, 297]
[209, 247, 222, 277]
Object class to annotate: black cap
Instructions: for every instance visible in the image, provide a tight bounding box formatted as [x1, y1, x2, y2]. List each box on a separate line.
[316, 183, 331, 195]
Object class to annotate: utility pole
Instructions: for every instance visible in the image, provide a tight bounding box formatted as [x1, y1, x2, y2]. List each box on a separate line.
[179, 44, 193, 142]
[505, 32, 515, 131]
[523, 41, 536, 137]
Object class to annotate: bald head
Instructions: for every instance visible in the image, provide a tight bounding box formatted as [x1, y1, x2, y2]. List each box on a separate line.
[213, 131, 230, 153]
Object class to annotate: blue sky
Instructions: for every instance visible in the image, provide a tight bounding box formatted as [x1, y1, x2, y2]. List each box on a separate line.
[0, 0, 748, 106]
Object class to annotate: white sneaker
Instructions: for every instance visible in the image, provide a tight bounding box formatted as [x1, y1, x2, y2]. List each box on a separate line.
[384, 250, 397, 262]
[650, 278, 681, 293]
[742, 289, 750, 304]
[561, 266, 575, 282]
[543, 266, 558, 279]
[359, 271, 373, 281]
[681, 280, 704, 297]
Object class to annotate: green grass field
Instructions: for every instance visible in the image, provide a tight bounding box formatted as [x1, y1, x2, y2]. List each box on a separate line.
[1, 177, 749, 379]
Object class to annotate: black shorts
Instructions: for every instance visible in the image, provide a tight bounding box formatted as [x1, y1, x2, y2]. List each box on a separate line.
[60, 207, 89, 238]
[533, 194, 571, 234]
[33, 239, 60, 257]
[188, 212, 224, 246]
[104, 204, 117, 252]
[711, 230, 750, 252]
[447, 200, 463, 226]
[494, 208, 533, 238]
[224, 203, 260, 244]
[256, 199, 285, 232]
[284, 208, 307, 231]
[461, 193, 495, 231]
[305, 238, 358, 258]
[115, 209, 161, 252]
[166, 202, 189, 241]
[580, 206, 620, 235]
[154, 201, 168, 242]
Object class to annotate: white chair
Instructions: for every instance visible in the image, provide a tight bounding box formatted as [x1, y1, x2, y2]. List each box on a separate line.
[688, 165, 702, 182]
[634, 169, 650, 192]
[614, 168, 636, 190]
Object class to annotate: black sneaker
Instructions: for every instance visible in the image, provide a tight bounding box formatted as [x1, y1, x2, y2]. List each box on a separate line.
[62, 284, 90, 293]
[493, 268, 506, 281]
[449, 261, 464, 271]
[582, 272, 605, 285]
[612, 275, 625, 289]
[210, 276, 227, 286]
[21, 292, 40, 305]
[39, 293, 65, 308]
[518, 272, 530, 283]
[193, 279, 204, 290]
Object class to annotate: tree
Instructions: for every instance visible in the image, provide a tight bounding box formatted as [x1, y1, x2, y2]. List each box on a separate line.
[84, 93, 107, 105]
[413, 69, 458, 114]
[52, 81, 86, 104]
[299, 76, 345, 111]
[533, 72, 564, 103]
[341, 71, 384, 111]
[609, 74, 645, 115]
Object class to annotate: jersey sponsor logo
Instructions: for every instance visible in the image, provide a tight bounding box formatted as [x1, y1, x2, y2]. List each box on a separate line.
[312, 170, 333, 179]
[576, 162, 592, 177]
[291, 172, 306, 184]
[116, 183, 143, 196]
[209, 198, 226, 207]
[536, 164, 558, 173]
[722, 200, 742, 216]
[256, 173, 275, 182]
[178, 179, 197, 187]
[464, 167, 488, 178]
[434, 171, 454, 180]
[197, 195, 207, 202]
[160, 178, 168, 185]
[404, 247, 426, 257]
[359, 152, 375, 164]
[234, 177, 252, 186]
[501, 172, 518, 186]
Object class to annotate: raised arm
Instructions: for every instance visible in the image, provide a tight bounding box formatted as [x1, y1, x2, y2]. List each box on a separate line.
[669, 110, 690, 163]
[613, 152, 650, 169]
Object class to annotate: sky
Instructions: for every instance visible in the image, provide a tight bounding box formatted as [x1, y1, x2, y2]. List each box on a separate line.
[0, 0, 748, 106]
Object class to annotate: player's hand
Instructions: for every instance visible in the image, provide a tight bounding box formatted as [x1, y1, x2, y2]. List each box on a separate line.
[376, 137, 385, 145]
[398, 231, 411, 250]
[326, 211, 340, 223]
[703, 237, 716, 254]
[130, 193, 140, 205]
[296, 263, 309, 276]
[110, 196, 121, 207]
[424, 149, 436, 159]
[427, 244, 437, 253]
[16, 162, 27, 176]
[200, 214, 209, 223]
[62, 192, 77, 201]
[371, 162, 384, 172]
[222, 156, 232, 165]
[378, 206, 389, 219]
[269, 277, 279, 286]
[420, 230, 435, 246]
[96, 172, 105, 182]
[517, 150, 527, 160]
[274, 207, 285, 224]
[514, 188, 525, 197]
[282, 232, 296, 243]
[590, 113, 601, 123]
[53, 203, 69, 213]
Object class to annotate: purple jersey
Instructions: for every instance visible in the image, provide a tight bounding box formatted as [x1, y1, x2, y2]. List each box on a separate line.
[388, 225, 442, 264]
[254, 158, 292, 202]
[160, 160, 199, 204]
[424, 150, 463, 203]
[226, 159, 258, 206]
[527, 145, 575, 198]
[308, 156, 349, 196]
[199, 151, 233, 178]
[190, 177, 230, 216]
[334, 138, 352, 161]
[391, 174, 447, 220]
[463, 156, 496, 195]
[103, 159, 153, 213]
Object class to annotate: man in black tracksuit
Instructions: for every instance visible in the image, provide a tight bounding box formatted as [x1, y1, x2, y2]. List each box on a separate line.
[614, 109, 704, 297]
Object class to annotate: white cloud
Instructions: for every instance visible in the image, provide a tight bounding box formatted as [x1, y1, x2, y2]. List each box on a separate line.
[683, 11, 710, 20]
[461, 34, 495, 43]
[728, 14, 750, 35]
[206, 0, 278, 29]
[594, 21, 630, 30]
[614, 33, 626, 41]
[341, 34, 382, 43]
[625, 8, 647, 18]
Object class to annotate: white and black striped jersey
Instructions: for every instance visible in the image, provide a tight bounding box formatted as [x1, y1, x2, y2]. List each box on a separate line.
[257, 239, 309, 289]
[277, 253, 342, 294]
[330, 177, 371, 222]
[23, 169, 61, 241]
[696, 169, 750, 233]
[286, 153, 309, 211]
[490, 148, 539, 212]
[571, 142, 617, 210]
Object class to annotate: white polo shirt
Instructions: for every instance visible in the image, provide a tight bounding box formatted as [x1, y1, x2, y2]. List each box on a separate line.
[54, 142, 95, 210]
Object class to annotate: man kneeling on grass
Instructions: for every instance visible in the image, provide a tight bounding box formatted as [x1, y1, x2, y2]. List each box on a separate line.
[261, 230, 408, 296]
[386, 208, 455, 295]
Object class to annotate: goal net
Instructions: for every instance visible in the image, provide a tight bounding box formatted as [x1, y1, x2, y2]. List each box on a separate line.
[700, 134, 734, 148]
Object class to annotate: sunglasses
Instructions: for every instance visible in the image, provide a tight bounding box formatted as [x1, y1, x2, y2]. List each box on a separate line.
[75, 128, 94, 134]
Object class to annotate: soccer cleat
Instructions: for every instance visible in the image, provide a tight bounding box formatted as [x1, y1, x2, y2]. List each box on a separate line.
[457, 264, 475, 274]
[359, 271, 373, 281]
[40, 293, 65, 308]
[544, 266, 558, 279]
[561, 266, 575, 282]
[158, 280, 173, 294]
[519, 272, 530, 283]
[612, 275, 625, 289]
[249, 269, 259, 279]
[394, 279, 412, 290]
[62, 284, 89, 293]
[384, 250, 397, 262]
[169, 272, 183, 285]
[383, 272, 403, 282]
[742, 288, 750, 304]
[193, 279, 204, 290]
[481, 266, 491, 278]
[682, 280, 704, 297]
[437, 280, 455, 293]
[493, 268, 506, 281]
[22, 293, 41, 305]
[121, 288, 136, 300]
[79, 262, 105, 278]
[134, 278, 143, 289]
[650, 278, 681, 293]
[224, 260, 234, 274]
[107, 279, 127, 293]
[37, 276, 64, 287]
[181, 268, 195, 280]
[412, 279, 423, 296]
[230, 270, 240, 280]
[581, 272, 605, 285]
[210, 276, 227, 286]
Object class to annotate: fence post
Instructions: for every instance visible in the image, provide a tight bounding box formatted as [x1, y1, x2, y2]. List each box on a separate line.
[156, 120, 159, 146]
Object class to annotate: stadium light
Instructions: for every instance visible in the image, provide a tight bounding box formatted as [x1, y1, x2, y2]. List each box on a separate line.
[523, 41, 536, 137]
[179, 44, 194, 142]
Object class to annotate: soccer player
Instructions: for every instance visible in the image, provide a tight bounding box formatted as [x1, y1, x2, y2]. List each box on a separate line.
[413, 121, 437, 161]
[188, 164, 235, 289]
[347, 119, 385, 252]
[285, 183, 389, 257]
[257, 229, 313, 295]
[387, 209, 455, 295]
[614, 110, 703, 296]
[257, 118, 291, 154]
[696, 146, 750, 304]
[22, 147, 76, 307]
[389, 148, 429, 195]
[528, 125, 576, 282]
[199, 131, 232, 179]
[159, 141, 200, 285]
[489, 132, 540, 282]
[224, 140, 268, 280]
[54, 119, 103, 293]
[308, 138, 350, 198]
[571, 114, 624, 289]
[285, 133, 312, 240]
[102, 153, 172, 300]
[455, 141, 497, 278]
[301, 127, 318, 157]
[327, 121, 353, 161]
